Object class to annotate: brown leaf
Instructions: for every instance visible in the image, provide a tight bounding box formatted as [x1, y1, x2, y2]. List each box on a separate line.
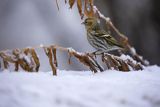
[56, 0, 60, 10]
[0, 51, 16, 63]
[13, 49, 34, 72]
[43, 47, 57, 75]
[84, 0, 94, 17]
[30, 48, 40, 72]
[3, 59, 9, 69]
[69, 0, 75, 9]
[77, 0, 84, 19]
[65, 0, 67, 4]
[51, 46, 58, 67]
[68, 50, 72, 64]
[68, 49, 103, 73]
[116, 59, 130, 71]
[14, 62, 19, 71]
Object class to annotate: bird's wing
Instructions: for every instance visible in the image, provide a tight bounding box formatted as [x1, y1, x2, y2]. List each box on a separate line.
[96, 30, 123, 48]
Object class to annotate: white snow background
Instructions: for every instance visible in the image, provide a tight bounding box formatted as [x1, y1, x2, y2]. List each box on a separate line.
[0, 66, 160, 107]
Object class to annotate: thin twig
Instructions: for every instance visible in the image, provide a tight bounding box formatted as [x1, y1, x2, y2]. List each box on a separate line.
[56, 0, 60, 10]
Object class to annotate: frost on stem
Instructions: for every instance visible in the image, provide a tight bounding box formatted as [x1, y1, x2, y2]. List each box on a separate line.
[43, 46, 57, 76]
[67, 48, 104, 73]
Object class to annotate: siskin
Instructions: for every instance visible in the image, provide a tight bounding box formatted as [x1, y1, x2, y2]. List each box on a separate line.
[82, 17, 123, 54]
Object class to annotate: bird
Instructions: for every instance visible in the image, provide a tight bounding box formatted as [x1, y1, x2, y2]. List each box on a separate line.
[82, 17, 123, 55]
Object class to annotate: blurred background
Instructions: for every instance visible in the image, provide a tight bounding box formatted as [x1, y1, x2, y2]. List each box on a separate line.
[0, 0, 159, 71]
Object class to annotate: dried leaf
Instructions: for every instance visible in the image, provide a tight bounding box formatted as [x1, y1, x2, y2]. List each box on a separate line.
[68, 50, 72, 64]
[77, 0, 84, 19]
[14, 62, 19, 71]
[0, 60, 1, 70]
[88, 54, 104, 72]
[69, 0, 75, 9]
[65, 0, 67, 4]
[44, 47, 57, 75]
[84, 0, 94, 17]
[51, 46, 58, 67]
[24, 48, 30, 55]
[0, 51, 16, 63]
[127, 60, 143, 70]
[116, 59, 130, 71]
[30, 48, 40, 72]
[3, 59, 9, 69]
[68, 49, 103, 73]
[56, 0, 60, 10]
[13, 49, 34, 72]
[102, 54, 119, 70]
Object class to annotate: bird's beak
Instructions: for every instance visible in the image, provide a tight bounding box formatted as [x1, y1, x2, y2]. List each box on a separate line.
[81, 21, 85, 24]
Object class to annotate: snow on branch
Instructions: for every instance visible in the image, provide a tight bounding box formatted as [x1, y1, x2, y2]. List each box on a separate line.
[0, 44, 144, 75]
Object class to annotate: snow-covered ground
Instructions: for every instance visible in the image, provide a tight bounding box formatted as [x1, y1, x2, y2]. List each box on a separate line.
[0, 66, 160, 107]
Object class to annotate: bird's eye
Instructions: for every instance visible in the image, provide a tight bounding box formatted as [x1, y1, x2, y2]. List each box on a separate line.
[87, 21, 92, 25]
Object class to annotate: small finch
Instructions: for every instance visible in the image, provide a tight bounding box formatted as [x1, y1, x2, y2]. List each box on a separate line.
[82, 17, 123, 54]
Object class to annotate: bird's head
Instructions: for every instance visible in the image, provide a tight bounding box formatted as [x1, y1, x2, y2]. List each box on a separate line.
[82, 17, 99, 30]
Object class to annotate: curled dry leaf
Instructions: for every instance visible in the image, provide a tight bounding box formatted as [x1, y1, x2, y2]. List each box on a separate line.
[3, 60, 9, 69]
[69, 0, 75, 9]
[68, 49, 103, 73]
[102, 53, 143, 71]
[0, 51, 16, 69]
[116, 59, 130, 71]
[102, 54, 119, 70]
[51, 46, 58, 67]
[0, 51, 16, 63]
[44, 47, 57, 75]
[13, 49, 34, 72]
[84, 0, 94, 17]
[0, 60, 1, 70]
[30, 48, 40, 72]
[56, 0, 60, 10]
[68, 50, 72, 65]
[77, 0, 84, 19]
[127, 60, 143, 71]
[65, 0, 67, 4]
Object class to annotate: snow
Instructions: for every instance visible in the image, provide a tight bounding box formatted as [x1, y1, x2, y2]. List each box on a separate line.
[120, 54, 137, 64]
[0, 66, 160, 107]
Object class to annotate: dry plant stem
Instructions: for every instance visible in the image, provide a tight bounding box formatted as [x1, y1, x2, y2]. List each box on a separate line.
[94, 6, 149, 66]
[15, 62, 19, 71]
[87, 53, 104, 72]
[77, 0, 83, 19]
[0, 61, 1, 70]
[13, 49, 34, 72]
[69, 50, 99, 73]
[0, 51, 15, 69]
[84, 0, 94, 17]
[44, 47, 57, 76]
[0, 44, 143, 73]
[68, 51, 72, 64]
[65, 0, 67, 4]
[30, 48, 40, 72]
[69, 0, 75, 9]
[56, 0, 60, 10]
[102, 54, 120, 70]
[50, 46, 103, 73]
[3, 60, 9, 69]
[102, 53, 143, 71]
[51, 46, 58, 67]
[127, 60, 143, 71]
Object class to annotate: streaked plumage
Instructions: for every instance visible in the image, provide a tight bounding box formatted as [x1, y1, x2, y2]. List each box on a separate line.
[82, 17, 123, 54]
